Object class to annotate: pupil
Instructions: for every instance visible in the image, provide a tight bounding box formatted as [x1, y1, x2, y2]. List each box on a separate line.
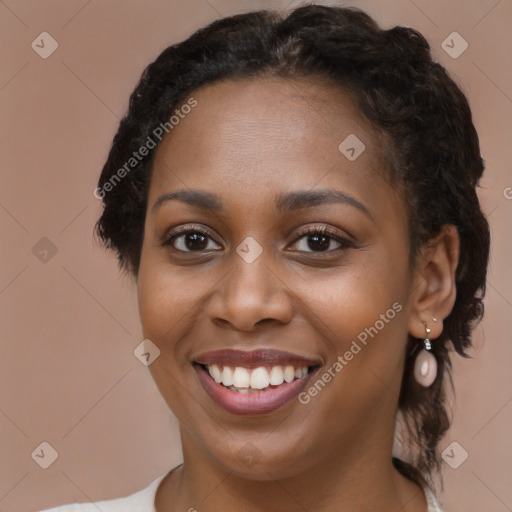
[186, 232, 207, 250]
[308, 234, 329, 251]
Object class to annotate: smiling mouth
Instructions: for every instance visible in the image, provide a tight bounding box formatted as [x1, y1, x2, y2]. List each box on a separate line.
[197, 363, 315, 393]
[192, 349, 321, 414]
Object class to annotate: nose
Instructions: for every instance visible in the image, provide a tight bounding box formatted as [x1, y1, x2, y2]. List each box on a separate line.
[206, 251, 294, 332]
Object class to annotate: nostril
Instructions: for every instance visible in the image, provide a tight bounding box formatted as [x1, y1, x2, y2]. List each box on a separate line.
[255, 318, 273, 326]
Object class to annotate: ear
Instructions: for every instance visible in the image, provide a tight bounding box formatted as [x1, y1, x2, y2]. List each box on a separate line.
[408, 224, 460, 339]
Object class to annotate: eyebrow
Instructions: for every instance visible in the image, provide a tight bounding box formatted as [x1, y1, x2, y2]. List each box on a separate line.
[152, 190, 223, 213]
[152, 188, 372, 219]
[275, 189, 372, 219]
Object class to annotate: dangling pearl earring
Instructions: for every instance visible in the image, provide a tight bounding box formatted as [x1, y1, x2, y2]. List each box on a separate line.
[414, 322, 437, 387]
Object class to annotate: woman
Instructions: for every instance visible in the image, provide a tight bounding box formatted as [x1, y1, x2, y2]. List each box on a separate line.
[42, 4, 489, 511]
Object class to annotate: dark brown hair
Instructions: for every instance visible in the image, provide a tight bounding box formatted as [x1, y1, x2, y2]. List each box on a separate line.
[95, 4, 490, 491]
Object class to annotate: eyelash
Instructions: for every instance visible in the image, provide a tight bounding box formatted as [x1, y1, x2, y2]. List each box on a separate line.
[291, 225, 354, 253]
[162, 224, 354, 256]
[162, 225, 218, 252]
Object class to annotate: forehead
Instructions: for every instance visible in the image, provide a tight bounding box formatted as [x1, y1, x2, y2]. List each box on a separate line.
[149, 76, 393, 211]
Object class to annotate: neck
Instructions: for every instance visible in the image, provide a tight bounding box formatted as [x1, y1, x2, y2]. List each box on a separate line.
[155, 430, 427, 512]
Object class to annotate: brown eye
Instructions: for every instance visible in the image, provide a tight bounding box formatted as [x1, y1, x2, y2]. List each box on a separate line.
[163, 227, 222, 252]
[304, 233, 335, 251]
[289, 226, 353, 253]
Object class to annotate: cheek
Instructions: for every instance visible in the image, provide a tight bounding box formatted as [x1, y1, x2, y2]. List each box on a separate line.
[302, 249, 410, 376]
[310, 260, 405, 330]
[136, 255, 209, 415]
[137, 252, 208, 353]
[293, 264, 409, 436]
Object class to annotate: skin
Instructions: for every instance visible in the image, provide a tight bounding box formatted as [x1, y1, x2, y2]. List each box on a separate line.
[136, 76, 459, 511]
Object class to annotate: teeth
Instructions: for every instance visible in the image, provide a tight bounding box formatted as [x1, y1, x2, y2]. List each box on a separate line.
[232, 367, 250, 388]
[206, 364, 309, 391]
[250, 367, 270, 389]
[209, 364, 222, 383]
[284, 366, 295, 383]
[221, 366, 233, 387]
[269, 366, 284, 385]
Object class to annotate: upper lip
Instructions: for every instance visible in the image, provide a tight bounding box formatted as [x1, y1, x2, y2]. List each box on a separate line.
[193, 349, 321, 369]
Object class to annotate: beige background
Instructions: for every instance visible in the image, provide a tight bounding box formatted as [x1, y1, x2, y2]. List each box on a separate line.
[0, 0, 510, 510]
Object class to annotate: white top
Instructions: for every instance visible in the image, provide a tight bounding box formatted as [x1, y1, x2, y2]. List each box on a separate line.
[40, 470, 444, 511]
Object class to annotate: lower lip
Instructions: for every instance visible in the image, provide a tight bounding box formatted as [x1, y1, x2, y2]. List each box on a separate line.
[195, 365, 314, 415]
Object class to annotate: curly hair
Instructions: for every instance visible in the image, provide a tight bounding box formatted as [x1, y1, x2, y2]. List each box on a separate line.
[95, 4, 490, 492]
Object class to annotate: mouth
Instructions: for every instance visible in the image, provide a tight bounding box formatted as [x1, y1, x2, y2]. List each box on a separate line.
[193, 349, 321, 415]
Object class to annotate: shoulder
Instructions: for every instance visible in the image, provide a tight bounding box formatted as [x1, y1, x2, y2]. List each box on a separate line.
[37, 471, 169, 512]
[423, 484, 445, 512]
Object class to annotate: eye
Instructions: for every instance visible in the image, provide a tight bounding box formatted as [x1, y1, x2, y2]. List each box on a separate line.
[289, 225, 353, 253]
[163, 225, 222, 252]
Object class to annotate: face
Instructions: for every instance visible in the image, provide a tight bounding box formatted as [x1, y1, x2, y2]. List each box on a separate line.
[137, 77, 414, 479]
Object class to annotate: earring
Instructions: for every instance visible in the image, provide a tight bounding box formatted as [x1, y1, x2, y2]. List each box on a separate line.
[413, 322, 437, 387]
